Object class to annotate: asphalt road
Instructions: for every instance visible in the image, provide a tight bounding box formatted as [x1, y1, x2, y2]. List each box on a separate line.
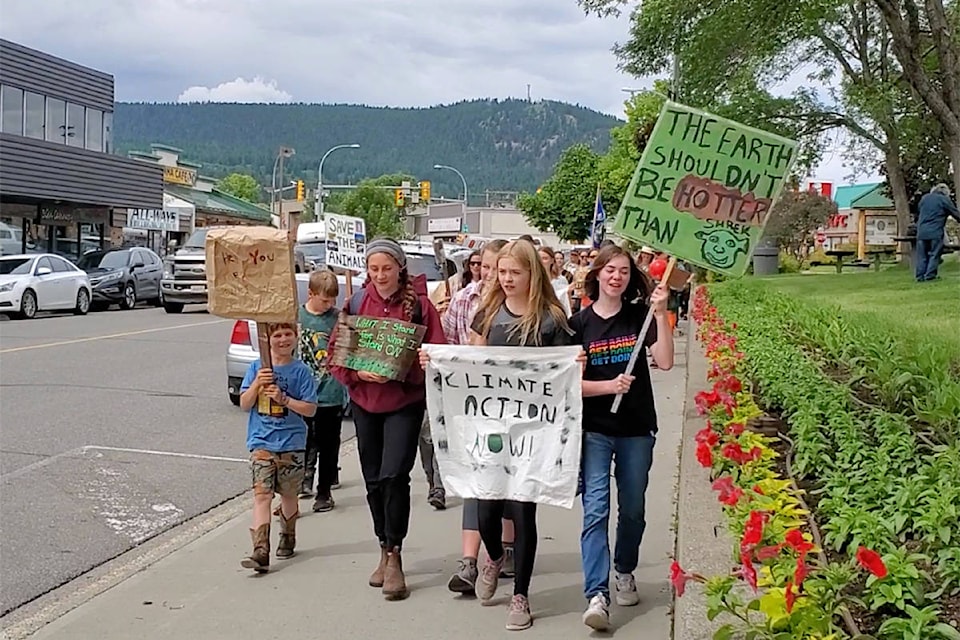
[0, 306, 354, 615]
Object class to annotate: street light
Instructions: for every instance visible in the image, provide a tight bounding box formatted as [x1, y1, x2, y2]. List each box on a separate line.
[271, 146, 295, 230]
[317, 143, 360, 219]
[433, 164, 468, 205]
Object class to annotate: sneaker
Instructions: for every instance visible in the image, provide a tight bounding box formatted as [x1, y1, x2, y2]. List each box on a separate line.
[582, 594, 610, 631]
[428, 489, 446, 510]
[312, 495, 335, 512]
[447, 558, 478, 593]
[298, 487, 314, 499]
[331, 467, 341, 490]
[476, 554, 504, 603]
[500, 545, 515, 578]
[615, 572, 640, 606]
[505, 594, 533, 631]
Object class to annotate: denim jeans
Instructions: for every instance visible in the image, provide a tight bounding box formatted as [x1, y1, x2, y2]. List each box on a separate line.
[580, 431, 656, 600]
[916, 236, 945, 281]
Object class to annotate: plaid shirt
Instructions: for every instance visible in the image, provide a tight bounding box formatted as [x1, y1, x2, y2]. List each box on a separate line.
[442, 280, 482, 345]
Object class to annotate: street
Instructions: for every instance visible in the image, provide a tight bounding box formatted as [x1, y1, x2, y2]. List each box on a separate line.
[0, 307, 354, 614]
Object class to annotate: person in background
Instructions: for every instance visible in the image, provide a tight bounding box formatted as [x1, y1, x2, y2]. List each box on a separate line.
[570, 244, 673, 631]
[564, 250, 581, 280]
[328, 238, 446, 601]
[297, 270, 345, 513]
[539, 245, 572, 316]
[554, 250, 567, 281]
[636, 247, 655, 272]
[569, 251, 593, 313]
[915, 183, 960, 282]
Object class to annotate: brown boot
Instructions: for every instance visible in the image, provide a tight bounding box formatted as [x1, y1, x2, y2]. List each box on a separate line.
[369, 545, 388, 588]
[382, 547, 409, 601]
[240, 523, 270, 573]
[276, 510, 298, 559]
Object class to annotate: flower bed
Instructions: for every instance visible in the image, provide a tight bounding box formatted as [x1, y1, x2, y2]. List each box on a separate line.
[674, 284, 960, 640]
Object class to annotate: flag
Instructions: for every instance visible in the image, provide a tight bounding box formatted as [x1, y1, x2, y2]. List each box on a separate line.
[591, 183, 606, 249]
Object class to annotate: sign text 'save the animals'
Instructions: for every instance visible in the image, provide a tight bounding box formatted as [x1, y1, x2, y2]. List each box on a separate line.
[324, 213, 367, 271]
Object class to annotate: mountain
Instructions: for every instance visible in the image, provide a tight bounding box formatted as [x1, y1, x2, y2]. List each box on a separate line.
[113, 99, 622, 201]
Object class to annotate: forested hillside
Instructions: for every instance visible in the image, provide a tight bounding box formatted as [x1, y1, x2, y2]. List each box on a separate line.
[113, 99, 622, 200]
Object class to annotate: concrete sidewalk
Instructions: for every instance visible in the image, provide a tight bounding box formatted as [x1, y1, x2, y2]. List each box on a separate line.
[10, 339, 688, 640]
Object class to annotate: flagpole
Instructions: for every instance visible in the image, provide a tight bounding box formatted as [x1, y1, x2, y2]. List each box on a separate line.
[592, 182, 602, 248]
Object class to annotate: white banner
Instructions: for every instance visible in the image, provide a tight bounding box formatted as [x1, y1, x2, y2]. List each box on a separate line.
[324, 213, 367, 271]
[127, 208, 179, 232]
[423, 345, 583, 508]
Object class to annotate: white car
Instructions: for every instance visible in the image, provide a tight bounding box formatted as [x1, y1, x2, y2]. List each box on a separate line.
[0, 254, 92, 319]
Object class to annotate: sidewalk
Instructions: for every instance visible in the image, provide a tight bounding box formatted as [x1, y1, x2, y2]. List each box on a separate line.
[16, 339, 688, 640]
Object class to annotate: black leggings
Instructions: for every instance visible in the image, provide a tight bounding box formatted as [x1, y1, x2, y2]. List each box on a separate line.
[478, 499, 537, 596]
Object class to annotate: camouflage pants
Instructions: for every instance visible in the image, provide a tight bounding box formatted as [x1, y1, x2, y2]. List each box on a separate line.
[250, 449, 305, 498]
[418, 414, 444, 493]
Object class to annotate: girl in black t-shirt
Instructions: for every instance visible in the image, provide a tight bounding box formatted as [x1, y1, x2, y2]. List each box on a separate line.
[568, 244, 673, 631]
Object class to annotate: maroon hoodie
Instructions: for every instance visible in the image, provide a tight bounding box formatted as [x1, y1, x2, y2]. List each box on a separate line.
[328, 273, 446, 413]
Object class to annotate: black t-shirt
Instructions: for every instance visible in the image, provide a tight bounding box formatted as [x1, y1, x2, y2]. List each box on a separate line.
[569, 303, 658, 437]
[471, 303, 571, 347]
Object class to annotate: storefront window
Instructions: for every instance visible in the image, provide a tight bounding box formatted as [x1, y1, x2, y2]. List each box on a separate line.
[45, 97, 66, 143]
[1, 85, 24, 135]
[24, 91, 44, 139]
[66, 102, 84, 147]
[103, 111, 113, 153]
[85, 108, 103, 152]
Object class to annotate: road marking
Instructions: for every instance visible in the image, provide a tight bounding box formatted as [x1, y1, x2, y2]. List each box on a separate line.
[0, 318, 229, 353]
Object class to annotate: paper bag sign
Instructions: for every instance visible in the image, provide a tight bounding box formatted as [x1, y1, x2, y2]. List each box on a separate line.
[205, 226, 297, 323]
[329, 315, 426, 381]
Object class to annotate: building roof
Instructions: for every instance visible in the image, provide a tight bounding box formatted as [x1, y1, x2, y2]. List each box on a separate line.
[165, 184, 271, 221]
[850, 183, 894, 209]
[834, 182, 881, 209]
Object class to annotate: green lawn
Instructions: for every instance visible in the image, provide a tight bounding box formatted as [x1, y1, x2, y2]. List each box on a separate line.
[754, 255, 960, 358]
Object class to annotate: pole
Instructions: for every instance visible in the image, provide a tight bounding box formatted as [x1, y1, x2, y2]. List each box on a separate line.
[434, 165, 468, 206]
[317, 144, 360, 220]
[610, 256, 677, 413]
[278, 153, 286, 231]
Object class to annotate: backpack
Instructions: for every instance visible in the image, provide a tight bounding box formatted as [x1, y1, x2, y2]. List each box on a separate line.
[347, 289, 424, 325]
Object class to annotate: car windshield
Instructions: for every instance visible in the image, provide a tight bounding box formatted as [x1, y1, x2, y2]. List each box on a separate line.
[406, 255, 443, 281]
[0, 257, 35, 275]
[78, 250, 129, 270]
[184, 229, 209, 248]
[298, 243, 326, 258]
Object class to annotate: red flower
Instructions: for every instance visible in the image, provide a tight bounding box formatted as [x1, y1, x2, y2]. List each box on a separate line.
[695, 442, 713, 467]
[721, 443, 762, 465]
[785, 580, 796, 612]
[715, 375, 743, 395]
[725, 422, 745, 436]
[670, 560, 692, 597]
[711, 476, 744, 506]
[784, 529, 814, 555]
[754, 544, 783, 560]
[694, 390, 722, 415]
[695, 426, 720, 447]
[794, 557, 809, 587]
[752, 485, 764, 495]
[856, 547, 888, 578]
[741, 510, 768, 549]
[739, 552, 758, 591]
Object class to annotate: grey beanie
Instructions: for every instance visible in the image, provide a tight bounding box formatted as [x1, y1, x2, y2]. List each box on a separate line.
[366, 238, 407, 269]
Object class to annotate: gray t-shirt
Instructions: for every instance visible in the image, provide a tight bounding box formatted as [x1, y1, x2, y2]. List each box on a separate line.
[471, 303, 571, 347]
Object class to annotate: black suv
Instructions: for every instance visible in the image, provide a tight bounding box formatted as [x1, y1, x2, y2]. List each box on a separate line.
[78, 248, 163, 310]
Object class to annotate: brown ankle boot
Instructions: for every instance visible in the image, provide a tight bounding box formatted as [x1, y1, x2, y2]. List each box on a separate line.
[276, 510, 298, 559]
[382, 547, 409, 600]
[240, 523, 270, 572]
[369, 545, 388, 588]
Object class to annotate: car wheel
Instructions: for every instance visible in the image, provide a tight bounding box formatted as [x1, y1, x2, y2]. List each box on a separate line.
[74, 288, 90, 315]
[229, 392, 241, 406]
[163, 301, 184, 314]
[120, 282, 137, 310]
[19, 289, 37, 319]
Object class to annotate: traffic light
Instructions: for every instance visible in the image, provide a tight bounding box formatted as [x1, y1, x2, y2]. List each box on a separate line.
[394, 189, 405, 207]
[419, 180, 431, 202]
[296, 180, 305, 201]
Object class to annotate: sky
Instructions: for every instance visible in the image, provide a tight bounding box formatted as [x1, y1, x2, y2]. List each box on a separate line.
[0, 0, 870, 186]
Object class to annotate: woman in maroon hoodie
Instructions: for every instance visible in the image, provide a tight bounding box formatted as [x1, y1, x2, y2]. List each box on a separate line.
[328, 237, 446, 601]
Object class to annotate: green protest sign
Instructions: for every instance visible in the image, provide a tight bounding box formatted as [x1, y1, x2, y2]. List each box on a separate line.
[329, 315, 426, 381]
[613, 101, 798, 276]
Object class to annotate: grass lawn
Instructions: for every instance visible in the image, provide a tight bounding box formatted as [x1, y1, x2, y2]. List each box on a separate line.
[753, 254, 960, 359]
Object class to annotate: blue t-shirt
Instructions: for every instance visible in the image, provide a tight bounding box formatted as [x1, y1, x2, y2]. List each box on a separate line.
[240, 359, 318, 452]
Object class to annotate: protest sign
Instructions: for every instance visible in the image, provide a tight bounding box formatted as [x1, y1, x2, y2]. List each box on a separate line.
[613, 101, 798, 277]
[324, 213, 366, 271]
[329, 315, 426, 381]
[423, 345, 583, 508]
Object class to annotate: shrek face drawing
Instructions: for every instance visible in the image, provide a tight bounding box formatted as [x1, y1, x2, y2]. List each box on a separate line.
[695, 227, 749, 270]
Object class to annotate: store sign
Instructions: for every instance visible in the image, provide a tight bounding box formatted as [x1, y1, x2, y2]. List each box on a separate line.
[39, 206, 108, 225]
[864, 215, 897, 245]
[128, 208, 180, 232]
[428, 217, 461, 233]
[163, 166, 197, 186]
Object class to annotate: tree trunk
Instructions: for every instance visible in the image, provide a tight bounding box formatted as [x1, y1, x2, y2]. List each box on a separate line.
[950, 134, 960, 201]
[883, 148, 913, 266]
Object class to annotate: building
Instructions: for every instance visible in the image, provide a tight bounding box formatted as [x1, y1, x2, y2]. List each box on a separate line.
[821, 182, 882, 250]
[412, 202, 566, 248]
[0, 39, 162, 259]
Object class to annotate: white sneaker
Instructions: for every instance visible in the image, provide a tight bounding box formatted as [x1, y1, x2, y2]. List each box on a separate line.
[615, 572, 640, 606]
[582, 594, 610, 630]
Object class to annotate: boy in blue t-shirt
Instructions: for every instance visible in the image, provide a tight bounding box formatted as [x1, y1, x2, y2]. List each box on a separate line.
[238, 322, 318, 573]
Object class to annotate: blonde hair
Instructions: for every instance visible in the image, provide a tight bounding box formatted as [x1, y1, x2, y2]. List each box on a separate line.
[476, 240, 569, 345]
[308, 269, 339, 297]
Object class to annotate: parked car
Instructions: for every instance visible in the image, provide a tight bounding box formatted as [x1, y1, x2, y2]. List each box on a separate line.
[0, 253, 92, 319]
[77, 247, 163, 310]
[297, 241, 326, 271]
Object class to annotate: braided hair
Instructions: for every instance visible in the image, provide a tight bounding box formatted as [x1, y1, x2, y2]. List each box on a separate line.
[399, 269, 418, 322]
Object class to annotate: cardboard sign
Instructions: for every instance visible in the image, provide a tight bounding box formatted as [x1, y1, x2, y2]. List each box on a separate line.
[324, 213, 367, 271]
[423, 345, 583, 508]
[205, 226, 297, 323]
[613, 101, 798, 276]
[329, 315, 426, 381]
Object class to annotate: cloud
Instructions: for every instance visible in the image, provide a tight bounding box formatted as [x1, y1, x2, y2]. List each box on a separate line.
[177, 77, 292, 104]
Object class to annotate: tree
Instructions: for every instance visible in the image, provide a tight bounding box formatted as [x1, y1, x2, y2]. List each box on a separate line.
[763, 190, 837, 258]
[517, 144, 601, 241]
[336, 173, 418, 239]
[216, 173, 261, 202]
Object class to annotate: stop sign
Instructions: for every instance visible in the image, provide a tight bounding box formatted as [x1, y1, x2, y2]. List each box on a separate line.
[816, 231, 826, 244]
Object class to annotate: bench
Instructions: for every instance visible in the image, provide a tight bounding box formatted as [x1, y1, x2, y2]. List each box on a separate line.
[864, 248, 897, 272]
[825, 250, 858, 274]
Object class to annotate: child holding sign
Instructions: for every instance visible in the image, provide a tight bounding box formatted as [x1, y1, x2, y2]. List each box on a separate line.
[238, 322, 318, 573]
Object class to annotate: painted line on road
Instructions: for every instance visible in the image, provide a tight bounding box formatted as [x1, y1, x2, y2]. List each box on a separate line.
[0, 318, 229, 354]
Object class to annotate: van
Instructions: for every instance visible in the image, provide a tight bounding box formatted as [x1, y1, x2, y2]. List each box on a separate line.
[0, 222, 24, 256]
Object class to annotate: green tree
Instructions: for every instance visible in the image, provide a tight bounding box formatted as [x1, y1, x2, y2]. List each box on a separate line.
[216, 173, 261, 202]
[763, 190, 837, 259]
[517, 144, 601, 242]
[337, 173, 419, 239]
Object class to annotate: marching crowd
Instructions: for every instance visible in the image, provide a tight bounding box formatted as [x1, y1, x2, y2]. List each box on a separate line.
[237, 235, 681, 632]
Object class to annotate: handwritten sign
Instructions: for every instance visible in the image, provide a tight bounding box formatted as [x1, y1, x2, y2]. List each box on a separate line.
[324, 213, 366, 271]
[329, 315, 426, 381]
[204, 226, 297, 323]
[423, 345, 583, 508]
[613, 101, 798, 276]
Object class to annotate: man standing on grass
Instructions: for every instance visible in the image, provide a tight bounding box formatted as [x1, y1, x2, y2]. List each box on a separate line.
[915, 183, 960, 282]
